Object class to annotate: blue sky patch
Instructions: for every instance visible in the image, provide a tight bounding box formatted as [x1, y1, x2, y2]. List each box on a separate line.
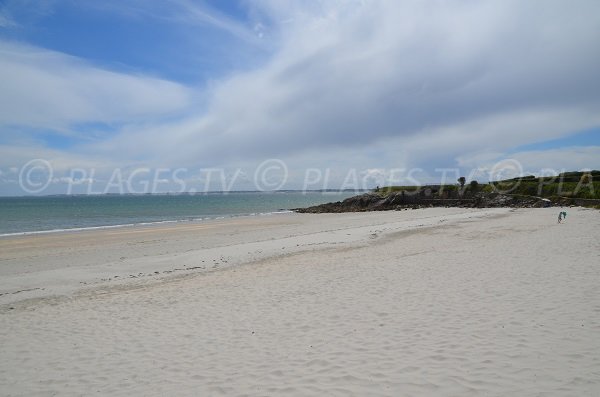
[511, 128, 600, 153]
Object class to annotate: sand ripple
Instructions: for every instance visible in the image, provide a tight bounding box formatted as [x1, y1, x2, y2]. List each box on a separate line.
[1, 208, 599, 395]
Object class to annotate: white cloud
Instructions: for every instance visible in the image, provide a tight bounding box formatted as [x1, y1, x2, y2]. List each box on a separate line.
[0, 40, 192, 129]
[173, 0, 267, 46]
[89, 0, 599, 168]
[1, 0, 600, 194]
[75, 0, 270, 48]
[0, 144, 119, 174]
[456, 146, 600, 182]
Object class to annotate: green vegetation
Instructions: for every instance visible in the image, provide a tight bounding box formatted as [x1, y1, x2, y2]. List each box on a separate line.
[375, 171, 600, 205]
[377, 185, 426, 194]
[375, 183, 462, 197]
[488, 171, 600, 200]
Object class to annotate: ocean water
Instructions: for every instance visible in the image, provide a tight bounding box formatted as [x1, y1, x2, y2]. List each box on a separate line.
[0, 192, 356, 236]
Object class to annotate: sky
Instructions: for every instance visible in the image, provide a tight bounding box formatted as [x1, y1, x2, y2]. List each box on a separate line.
[0, 0, 599, 195]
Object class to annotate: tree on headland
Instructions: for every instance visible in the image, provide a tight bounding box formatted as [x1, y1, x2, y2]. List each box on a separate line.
[457, 177, 466, 188]
[470, 180, 479, 190]
[580, 174, 591, 184]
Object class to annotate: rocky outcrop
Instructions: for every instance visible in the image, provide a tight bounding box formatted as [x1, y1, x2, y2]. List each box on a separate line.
[295, 192, 552, 213]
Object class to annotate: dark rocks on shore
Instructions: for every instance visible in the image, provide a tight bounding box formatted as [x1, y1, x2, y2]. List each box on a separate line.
[294, 192, 552, 213]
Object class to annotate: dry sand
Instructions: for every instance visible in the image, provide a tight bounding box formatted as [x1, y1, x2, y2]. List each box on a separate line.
[0, 207, 599, 396]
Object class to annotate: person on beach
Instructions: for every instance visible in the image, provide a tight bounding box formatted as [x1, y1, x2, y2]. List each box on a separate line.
[558, 211, 567, 223]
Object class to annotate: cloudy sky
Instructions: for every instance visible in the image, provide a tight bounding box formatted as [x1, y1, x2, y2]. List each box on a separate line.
[1, 0, 599, 194]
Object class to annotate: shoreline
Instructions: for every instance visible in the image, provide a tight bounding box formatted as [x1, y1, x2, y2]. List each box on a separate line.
[1, 207, 599, 395]
[0, 209, 296, 238]
[0, 191, 359, 238]
[1, 208, 507, 306]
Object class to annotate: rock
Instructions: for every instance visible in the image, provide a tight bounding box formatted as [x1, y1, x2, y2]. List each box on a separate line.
[295, 191, 553, 213]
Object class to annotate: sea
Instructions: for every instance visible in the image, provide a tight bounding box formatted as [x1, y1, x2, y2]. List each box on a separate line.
[0, 191, 357, 236]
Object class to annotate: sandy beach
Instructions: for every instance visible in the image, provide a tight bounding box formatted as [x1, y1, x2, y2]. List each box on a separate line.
[1, 207, 599, 396]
